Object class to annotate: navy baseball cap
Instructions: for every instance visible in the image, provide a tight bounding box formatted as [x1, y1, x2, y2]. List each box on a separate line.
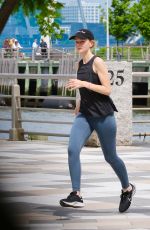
[69, 29, 94, 40]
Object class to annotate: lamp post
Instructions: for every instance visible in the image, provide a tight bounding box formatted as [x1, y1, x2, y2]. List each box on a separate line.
[106, 0, 110, 60]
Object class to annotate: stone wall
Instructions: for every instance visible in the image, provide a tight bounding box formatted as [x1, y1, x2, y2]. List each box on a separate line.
[87, 61, 132, 146]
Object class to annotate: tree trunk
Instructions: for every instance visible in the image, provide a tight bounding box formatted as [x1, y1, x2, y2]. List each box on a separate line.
[0, 0, 19, 34]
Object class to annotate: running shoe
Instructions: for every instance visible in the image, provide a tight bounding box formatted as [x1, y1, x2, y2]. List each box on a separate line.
[119, 183, 136, 213]
[60, 191, 85, 208]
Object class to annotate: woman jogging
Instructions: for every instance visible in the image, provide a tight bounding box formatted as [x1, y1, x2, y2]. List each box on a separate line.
[59, 29, 135, 213]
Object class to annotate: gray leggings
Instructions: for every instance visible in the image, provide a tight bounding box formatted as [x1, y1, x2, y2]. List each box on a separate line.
[68, 113, 129, 191]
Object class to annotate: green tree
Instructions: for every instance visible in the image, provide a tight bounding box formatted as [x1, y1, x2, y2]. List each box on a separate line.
[130, 0, 150, 44]
[0, 0, 64, 38]
[109, 0, 135, 46]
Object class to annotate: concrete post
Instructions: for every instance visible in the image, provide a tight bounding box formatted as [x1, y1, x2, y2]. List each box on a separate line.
[86, 61, 132, 146]
[9, 84, 25, 141]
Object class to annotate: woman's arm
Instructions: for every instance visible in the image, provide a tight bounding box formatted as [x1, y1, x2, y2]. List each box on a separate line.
[89, 57, 111, 95]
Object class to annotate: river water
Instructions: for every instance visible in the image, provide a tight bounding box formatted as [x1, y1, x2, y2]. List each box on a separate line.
[0, 109, 150, 143]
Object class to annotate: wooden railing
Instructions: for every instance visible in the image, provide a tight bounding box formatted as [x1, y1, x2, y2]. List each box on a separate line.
[0, 46, 150, 61]
[0, 72, 150, 140]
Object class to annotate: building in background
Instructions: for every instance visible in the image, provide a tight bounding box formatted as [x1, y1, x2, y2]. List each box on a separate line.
[60, 0, 101, 23]
[55, 0, 116, 48]
[0, 9, 40, 49]
[0, 0, 117, 49]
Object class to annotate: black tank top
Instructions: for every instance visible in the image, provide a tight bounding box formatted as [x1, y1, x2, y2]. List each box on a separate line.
[77, 55, 118, 117]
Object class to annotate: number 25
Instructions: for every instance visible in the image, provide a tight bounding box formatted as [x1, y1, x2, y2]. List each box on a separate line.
[108, 70, 124, 86]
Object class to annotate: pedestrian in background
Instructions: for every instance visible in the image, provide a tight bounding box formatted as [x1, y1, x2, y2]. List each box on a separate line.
[40, 38, 47, 57]
[32, 39, 38, 54]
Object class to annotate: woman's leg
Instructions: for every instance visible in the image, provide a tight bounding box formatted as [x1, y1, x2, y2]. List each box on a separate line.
[68, 113, 93, 191]
[90, 114, 129, 189]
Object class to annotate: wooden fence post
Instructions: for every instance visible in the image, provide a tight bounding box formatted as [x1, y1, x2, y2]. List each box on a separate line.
[9, 84, 25, 141]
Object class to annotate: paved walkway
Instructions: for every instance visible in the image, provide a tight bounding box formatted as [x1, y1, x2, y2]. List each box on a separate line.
[0, 140, 150, 230]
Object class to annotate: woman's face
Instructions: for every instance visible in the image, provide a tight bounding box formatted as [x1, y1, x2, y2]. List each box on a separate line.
[75, 38, 94, 54]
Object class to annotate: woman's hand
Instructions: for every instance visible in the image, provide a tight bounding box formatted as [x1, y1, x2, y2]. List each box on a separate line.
[66, 79, 84, 90]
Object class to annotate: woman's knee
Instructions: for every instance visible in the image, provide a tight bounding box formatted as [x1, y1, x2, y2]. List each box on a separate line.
[104, 153, 117, 165]
[68, 145, 73, 156]
[68, 145, 80, 160]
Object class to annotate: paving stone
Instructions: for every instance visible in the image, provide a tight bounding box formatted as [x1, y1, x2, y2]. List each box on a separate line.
[0, 140, 150, 230]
